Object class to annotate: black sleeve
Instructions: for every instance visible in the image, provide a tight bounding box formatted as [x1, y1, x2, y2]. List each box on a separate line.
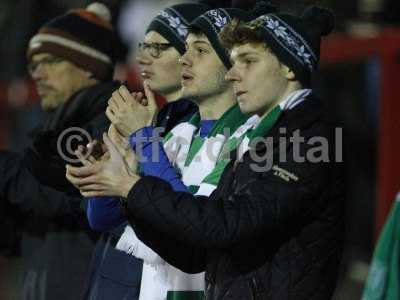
[131, 218, 207, 274]
[0, 150, 85, 218]
[23, 113, 110, 193]
[125, 125, 340, 251]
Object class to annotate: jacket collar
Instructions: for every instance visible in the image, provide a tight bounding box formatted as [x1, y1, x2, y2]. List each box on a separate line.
[254, 93, 325, 152]
[278, 89, 312, 111]
[43, 80, 119, 132]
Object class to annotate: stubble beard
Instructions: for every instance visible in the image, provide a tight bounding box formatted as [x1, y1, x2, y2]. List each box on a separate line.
[183, 68, 229, 103]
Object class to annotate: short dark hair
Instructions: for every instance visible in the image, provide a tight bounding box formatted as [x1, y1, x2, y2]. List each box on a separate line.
[219, 18, 267, 50]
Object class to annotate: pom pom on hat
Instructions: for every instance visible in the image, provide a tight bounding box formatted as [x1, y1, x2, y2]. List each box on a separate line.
[250, 1, 278, 17]
[302, 6, 335, 37]
[86, 2, 112, 22]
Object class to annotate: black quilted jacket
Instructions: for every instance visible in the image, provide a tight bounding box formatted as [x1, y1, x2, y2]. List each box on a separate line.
[125, 95, 345, 300]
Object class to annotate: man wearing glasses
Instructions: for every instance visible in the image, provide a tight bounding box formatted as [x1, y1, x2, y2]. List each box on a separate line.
[79, 3, 210, 300]
[0, 3, 124, 300]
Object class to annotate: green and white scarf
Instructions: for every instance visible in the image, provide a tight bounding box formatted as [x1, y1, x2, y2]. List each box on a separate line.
[163, 104, 247, 195]
[132, 104, 248, 300]
[161, 105, 248, 300]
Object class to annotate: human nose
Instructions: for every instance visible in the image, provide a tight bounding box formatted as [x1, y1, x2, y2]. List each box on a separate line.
[225, 66, 240, 82]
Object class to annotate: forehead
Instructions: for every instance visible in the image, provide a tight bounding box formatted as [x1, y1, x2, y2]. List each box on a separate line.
[230, 43, 267, 59]
[144, 31, 169, 43]
[185, 32, 211, 46]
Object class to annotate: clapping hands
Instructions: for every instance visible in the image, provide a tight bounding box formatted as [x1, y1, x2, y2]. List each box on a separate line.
[106, 81, 158, 137]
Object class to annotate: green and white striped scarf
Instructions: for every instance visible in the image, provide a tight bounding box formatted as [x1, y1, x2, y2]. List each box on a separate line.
[163, 104, 247, 195]
[141, 104, 249, 300]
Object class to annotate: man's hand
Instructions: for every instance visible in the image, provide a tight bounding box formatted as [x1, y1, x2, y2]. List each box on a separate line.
[72, 125, 138, 177]
[108, 124, 129, 154]
[64, 140, 108, 192]
[108, 124, 138, 175]
[66, 133, 140, 198]
[106, 81, 158, 137]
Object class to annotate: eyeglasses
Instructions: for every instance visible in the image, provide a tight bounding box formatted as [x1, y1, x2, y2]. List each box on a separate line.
[28, 56, 65, 75]
[138, 42, 173, 58]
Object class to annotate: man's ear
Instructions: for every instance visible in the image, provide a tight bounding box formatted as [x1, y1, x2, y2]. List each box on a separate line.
[282, 65, 296, 81]
[286, 69, 296, 81]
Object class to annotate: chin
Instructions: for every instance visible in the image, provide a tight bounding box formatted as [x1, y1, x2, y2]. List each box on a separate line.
[238, 105, 249, 114]
[238, 103, 257, 115]
[41, 95, 59, 111]
[182, 86, 196, 99]
[41, 102, 55, 111]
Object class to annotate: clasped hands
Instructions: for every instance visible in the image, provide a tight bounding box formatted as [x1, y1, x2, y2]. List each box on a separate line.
[66, 81, 158, 198]
[106, 81, 158, 138]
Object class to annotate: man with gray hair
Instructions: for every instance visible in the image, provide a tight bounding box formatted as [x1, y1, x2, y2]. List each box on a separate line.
[0, 3, 125, 299]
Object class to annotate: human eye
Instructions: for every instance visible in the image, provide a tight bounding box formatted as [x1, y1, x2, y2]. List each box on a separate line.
[148, 43, 158, 50]
[244, 57, 257, 66]
[196, 47, 208, 55]
[49, 57, 64, 64]
[28, 62, 37, 73]
[141, 43, 151, 50]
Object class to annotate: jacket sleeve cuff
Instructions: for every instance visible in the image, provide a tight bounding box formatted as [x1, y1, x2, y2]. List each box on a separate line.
[129, 126, 158, 152]
[126, 176, 171, 215]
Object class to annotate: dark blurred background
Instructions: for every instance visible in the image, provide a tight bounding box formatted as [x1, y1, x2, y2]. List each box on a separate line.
[1, 0, 400, 299]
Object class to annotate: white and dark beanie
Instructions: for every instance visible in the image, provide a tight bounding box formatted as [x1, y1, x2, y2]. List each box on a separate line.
[247, 6, 335, 85]
[190, 1, 277, 69]
[27, 2, 122, 80]
[146, 3, 211, 55]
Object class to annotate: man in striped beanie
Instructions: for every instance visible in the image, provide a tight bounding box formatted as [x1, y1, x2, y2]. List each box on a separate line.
[0, 3, 124, 300]
[27, 2, 122, 111]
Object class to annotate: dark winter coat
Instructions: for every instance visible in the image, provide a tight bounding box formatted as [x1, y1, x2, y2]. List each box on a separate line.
[124, 96, 345, 300]
[0, 81, 119, 300]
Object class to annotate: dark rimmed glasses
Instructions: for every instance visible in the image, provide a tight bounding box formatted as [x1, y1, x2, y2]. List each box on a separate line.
[138, 42, 173, 58]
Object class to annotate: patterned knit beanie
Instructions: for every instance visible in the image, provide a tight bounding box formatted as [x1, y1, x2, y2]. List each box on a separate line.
[146, 3, 211, 55]
[190, 1, 277, 69]
[246, 6, 335, 85]
[27, 2, 122, 80]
